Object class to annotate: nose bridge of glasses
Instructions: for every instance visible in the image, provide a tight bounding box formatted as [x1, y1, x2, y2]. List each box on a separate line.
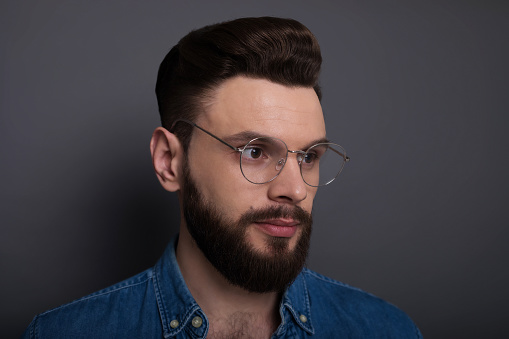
[273, 149, 305, 174]
[287, 149, 306, 165]
[267, 149, 305, 188]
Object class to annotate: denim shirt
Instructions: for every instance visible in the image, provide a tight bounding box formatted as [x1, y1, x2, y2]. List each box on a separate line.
[23, 236, 422, 338]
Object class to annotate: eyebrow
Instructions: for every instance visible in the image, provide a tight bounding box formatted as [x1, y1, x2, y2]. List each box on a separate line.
[223, 131, 266, 145]
[302, 137, 331, 150]
[223, 130, 330, 150]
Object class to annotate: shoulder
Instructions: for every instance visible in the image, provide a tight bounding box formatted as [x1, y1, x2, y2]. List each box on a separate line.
[22, 268, 161, 339]
[300, 268, 422, 338]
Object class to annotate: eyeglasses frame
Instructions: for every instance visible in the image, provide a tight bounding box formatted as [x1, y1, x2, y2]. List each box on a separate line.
[170, 118, 350, 187]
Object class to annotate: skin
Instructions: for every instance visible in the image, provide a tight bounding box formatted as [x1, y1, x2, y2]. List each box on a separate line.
[150, 76, 326, 337]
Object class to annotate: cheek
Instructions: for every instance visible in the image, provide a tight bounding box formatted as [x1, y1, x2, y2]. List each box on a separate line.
[190, 141, 243, 184]
[189, 150, 252, 213]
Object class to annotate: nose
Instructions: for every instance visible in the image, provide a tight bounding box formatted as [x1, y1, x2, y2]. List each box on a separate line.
[267, 153, 308, 204]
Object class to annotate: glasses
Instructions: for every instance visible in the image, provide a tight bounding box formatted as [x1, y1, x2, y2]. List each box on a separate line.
[171, 119, 350, 187]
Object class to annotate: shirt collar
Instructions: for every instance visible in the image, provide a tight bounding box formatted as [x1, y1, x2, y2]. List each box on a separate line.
[153, 235, 314, 338]
[279, 269, 315, 335]
[154, 235, 208, 338]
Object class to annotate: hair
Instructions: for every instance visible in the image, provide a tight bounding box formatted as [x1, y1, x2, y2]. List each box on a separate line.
[155, 16, 322, 150]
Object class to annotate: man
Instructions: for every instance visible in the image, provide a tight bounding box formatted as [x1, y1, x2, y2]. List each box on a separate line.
[23, 17, 421, 338]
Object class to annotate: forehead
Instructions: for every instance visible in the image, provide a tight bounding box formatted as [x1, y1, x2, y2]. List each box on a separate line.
[197, 76, 326, 148]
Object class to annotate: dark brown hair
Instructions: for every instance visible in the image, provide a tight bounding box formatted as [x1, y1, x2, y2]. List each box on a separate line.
[155, 17, 322, 150]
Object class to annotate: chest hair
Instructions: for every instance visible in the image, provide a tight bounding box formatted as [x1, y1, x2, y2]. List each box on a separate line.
[207, 311, 277, 339]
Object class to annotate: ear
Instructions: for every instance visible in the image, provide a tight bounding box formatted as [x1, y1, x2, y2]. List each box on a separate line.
[150, 127, 183, 192]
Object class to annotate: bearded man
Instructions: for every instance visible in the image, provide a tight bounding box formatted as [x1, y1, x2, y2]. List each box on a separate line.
[23, 17, 421, 338]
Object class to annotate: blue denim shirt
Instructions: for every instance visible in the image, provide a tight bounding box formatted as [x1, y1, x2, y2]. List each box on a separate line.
[23, 236, 421, 338]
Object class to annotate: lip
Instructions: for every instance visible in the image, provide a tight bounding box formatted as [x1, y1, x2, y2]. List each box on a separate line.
[254, 218, 299, 237]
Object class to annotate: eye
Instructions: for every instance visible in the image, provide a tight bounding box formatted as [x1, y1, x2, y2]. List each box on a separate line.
[241, 137, 286, 165]
[301, 152, 320, 168]
[303, 153, 318, 164]
[301, 144, 328, 169]
[245, 147, 264, 159]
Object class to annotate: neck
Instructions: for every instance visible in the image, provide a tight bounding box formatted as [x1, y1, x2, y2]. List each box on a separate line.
[176, 226, 281, 335]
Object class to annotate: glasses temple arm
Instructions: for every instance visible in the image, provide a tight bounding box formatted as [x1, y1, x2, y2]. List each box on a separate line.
[329, 146, 350, 162]
[170, 119, 240, 152]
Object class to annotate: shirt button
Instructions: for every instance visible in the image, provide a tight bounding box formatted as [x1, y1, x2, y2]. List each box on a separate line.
[299, 314, 308, 323]
[170, 320, 179, 328]
[192, 316, 203, 328]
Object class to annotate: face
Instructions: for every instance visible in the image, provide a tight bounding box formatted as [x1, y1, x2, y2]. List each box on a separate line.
[182, 76, 326, 292]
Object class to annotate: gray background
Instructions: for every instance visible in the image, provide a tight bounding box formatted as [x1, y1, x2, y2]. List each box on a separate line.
[1, 0, 508, 338]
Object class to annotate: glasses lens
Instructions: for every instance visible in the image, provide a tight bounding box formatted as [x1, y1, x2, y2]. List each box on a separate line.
[301, 143, 347, 187]
[240, 137, 288, 184]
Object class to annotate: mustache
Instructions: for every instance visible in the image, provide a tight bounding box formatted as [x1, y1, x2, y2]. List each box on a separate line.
[237, 205, 313, 227]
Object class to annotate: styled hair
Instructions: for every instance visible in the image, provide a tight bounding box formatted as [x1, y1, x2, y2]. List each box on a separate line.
[155, 17, 322, 150]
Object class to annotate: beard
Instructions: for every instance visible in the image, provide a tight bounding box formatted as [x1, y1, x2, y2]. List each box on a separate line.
[181, 161, 313, 293]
